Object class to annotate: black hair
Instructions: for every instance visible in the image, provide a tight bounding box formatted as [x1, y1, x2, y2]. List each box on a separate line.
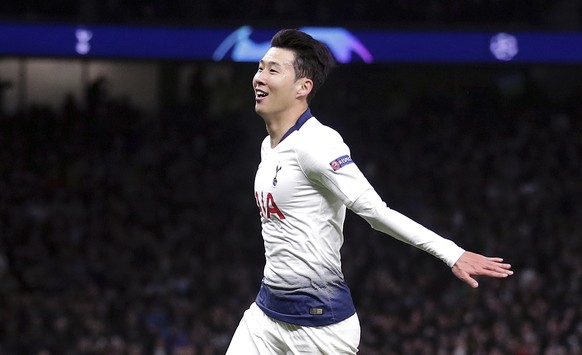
[270, 29, 336, 103]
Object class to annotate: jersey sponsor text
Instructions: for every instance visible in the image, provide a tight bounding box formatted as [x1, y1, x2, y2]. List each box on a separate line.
[255, 191, 285, 220]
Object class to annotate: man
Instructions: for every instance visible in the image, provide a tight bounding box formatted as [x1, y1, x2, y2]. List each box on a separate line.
[226, 29, 513, 354]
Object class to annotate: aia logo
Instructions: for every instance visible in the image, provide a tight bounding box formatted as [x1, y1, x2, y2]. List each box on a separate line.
[255, 191, 285, 220]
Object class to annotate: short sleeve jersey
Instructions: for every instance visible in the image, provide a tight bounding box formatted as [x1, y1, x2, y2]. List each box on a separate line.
[254, 109, 372, 326]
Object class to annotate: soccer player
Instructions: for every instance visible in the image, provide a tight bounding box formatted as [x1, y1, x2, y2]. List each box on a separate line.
[225, 29, 513, 354]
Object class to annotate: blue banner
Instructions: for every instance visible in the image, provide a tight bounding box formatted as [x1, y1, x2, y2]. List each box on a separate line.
[1, 22, 582, 63]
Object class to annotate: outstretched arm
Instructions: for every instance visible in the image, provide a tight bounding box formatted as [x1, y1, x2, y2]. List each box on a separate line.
[299, 146, 514, 286]
[451, 251, 513, 288]
[348, 189, 514, 284]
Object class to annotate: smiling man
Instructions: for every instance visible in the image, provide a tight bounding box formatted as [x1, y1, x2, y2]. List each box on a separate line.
[225, 29, 513, 355]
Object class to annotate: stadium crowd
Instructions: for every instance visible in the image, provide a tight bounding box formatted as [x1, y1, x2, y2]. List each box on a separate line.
[0, 0, 570, 29]
[0, 63, 581, 354]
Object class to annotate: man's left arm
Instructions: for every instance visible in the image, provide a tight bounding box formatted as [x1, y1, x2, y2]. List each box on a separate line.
[349, 188, 513, 286]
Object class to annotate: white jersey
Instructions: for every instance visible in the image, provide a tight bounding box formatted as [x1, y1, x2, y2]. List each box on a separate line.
[253, 109, 465, 327]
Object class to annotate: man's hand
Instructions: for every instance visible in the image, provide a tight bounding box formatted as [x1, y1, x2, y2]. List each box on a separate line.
[452, 251, 513, 288]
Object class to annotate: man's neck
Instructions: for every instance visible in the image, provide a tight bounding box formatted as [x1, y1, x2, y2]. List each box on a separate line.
[264, 105, 308, 148]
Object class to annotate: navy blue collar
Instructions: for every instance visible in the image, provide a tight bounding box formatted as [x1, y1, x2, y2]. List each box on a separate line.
[279, 108, 312, 143]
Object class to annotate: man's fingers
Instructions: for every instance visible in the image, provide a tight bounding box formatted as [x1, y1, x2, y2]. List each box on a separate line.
[480, 269, 512, 278]
[463, 275, 479, 288]
[484, 262, 513, 276]
[452, 266, 479, 288]
[452, 252, 514, 287]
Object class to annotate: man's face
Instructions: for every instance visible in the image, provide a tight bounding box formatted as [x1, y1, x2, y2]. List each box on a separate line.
[252, 47, 301, 118]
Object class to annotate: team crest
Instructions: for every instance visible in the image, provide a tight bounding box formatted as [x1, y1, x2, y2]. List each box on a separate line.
[330, 155, 353, 171]
[273, 163, 282, 186]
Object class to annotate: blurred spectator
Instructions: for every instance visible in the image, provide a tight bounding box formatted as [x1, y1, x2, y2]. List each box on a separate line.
[0, 0, 571, 30]
[0, 63, 581, 354]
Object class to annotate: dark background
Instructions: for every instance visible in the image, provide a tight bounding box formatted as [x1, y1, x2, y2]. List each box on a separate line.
[1, 1, 582, 354]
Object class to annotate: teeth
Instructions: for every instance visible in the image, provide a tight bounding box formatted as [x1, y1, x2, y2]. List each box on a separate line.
[256, 90, 267, 97]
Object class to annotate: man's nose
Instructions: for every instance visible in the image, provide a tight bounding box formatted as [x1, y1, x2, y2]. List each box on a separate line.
[254, 71, 266, 85]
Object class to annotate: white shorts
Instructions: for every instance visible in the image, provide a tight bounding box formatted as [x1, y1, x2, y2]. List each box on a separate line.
[225, 302, 361, 355]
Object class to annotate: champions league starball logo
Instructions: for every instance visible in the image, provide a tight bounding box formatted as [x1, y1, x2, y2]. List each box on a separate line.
[490, 32, 519, 61]
[213, 26, 374, 64]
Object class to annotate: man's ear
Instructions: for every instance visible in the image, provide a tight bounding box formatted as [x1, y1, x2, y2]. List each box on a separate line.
[296, 78, 313, 99]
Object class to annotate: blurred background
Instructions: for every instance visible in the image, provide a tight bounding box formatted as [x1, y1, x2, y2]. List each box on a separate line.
[1, 1, 582, 354]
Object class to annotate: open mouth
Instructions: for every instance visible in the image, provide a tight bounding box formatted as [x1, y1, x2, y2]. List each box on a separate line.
[256, 90, 268, 99]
